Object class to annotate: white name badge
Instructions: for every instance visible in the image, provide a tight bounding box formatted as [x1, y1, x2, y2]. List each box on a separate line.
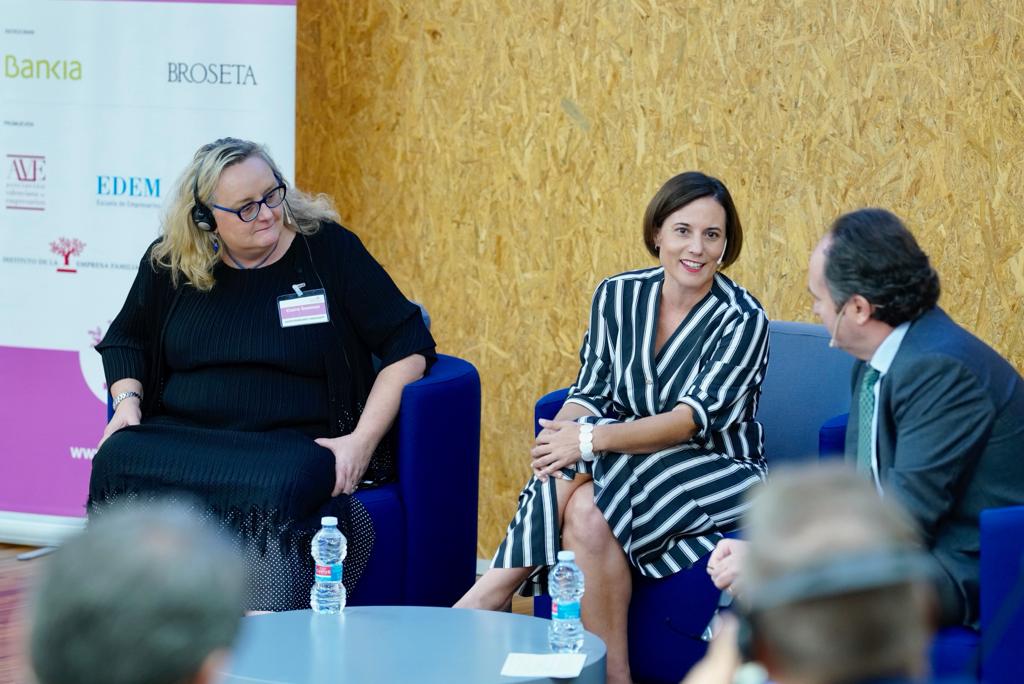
[277, 288, 330, 328]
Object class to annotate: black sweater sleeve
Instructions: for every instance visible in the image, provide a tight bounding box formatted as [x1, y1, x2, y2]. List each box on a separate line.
[95, 247, 157, 389]
[326, 224, 437, 370]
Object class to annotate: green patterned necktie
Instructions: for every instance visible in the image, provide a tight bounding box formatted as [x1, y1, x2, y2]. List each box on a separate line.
[856, 366, 881, 477]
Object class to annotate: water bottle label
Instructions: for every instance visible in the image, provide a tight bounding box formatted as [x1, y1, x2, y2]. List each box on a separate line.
[551, 600, 580, 621]
[314, 562, 342, 582]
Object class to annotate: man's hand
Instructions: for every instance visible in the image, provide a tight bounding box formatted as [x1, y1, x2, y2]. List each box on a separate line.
[707, 538, 749, 594]
[680, 613, 743, 684]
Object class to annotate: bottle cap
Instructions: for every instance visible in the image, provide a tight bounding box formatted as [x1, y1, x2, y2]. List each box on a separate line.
[321, 516, 338, 526]
[557, 550, 575, 561]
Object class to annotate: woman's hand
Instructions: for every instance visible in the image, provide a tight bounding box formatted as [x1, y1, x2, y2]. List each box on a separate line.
[315, 433, 375, 496]
[530, 418, 585, 482]
[98, 398, 141, 448]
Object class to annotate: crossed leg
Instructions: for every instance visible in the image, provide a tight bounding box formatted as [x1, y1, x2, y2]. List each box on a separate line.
[455, 476, 633, 684]
[454, 473, 592, 610]
[562, 481, 633, 684]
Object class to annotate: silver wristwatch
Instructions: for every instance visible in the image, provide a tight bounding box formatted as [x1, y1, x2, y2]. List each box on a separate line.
[112, 390, 142, 410]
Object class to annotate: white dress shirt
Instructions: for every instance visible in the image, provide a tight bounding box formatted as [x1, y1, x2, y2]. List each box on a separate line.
[866, 321, 911, 491]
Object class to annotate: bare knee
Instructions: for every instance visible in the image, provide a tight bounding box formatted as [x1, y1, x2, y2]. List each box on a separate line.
[562, 487, 614, 554]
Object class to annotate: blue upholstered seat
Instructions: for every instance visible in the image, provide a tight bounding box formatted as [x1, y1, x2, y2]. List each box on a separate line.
[350, 353, 481, 607]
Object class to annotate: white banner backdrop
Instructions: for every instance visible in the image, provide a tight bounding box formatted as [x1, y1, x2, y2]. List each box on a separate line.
[0, 0, 296, 543]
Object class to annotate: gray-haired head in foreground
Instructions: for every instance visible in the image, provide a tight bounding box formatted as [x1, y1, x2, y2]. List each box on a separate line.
[824, 208, 940, 326]
[741, 464, 936, 684]
[30, 502, 246, 684]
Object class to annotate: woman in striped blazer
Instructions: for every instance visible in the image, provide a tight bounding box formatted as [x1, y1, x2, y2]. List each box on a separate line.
[457, 172, 769, 684]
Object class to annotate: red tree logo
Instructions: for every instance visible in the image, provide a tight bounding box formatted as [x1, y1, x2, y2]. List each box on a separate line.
[50, 237, 86, 273]
[88, 325, 104, 347]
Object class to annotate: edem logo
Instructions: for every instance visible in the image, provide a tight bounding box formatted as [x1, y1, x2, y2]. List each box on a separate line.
[97, 176, 160, 198]
[4, 54, 82, 80]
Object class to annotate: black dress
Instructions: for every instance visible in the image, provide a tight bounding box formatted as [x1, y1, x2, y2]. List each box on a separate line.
[90, 223, 435, 610]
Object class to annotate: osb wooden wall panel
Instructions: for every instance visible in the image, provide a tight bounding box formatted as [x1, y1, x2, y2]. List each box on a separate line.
[296, 1, 1024, 556]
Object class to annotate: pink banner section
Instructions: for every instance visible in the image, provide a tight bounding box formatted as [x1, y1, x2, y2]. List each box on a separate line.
[0, 347, 104, 518]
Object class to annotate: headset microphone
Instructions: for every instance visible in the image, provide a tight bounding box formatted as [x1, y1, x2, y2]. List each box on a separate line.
[827, 304, 847, 349]
[191, 174, 217, 232]
[190, 161, 286, 233]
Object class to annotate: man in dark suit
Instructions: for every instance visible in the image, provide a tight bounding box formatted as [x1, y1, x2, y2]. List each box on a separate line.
[710, 208, 1024, 629]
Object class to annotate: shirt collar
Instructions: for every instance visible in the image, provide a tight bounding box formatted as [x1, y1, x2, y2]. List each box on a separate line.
[869, 321, 911, 376]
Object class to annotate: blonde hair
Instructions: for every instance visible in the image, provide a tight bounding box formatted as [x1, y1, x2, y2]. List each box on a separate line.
[151, 138, 339, 291]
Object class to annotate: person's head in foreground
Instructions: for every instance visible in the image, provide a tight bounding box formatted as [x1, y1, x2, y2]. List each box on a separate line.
[30, 501, 247, 684]
[740, 465, 937, 684]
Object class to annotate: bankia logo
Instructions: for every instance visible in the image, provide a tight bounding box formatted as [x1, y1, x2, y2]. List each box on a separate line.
[168, 62, 257, 86]
[50, 237, 85, 273]
[6, 153, 45, 211]
[4, 54, 82, 80]
[96, 174, 161, 209]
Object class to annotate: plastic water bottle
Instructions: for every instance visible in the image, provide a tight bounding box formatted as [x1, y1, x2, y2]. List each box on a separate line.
[310, 516, 347, 614]
[548, 550, 585, 653]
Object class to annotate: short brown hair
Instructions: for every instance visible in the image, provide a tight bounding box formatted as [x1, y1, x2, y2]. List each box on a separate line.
[641, 171, 743, 267]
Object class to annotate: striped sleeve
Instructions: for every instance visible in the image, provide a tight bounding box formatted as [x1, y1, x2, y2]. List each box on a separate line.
[565, 279, 614, 417]
[677, 309, 769, 438]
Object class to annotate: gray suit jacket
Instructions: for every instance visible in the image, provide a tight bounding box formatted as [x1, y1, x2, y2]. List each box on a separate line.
[845, 307, 1024, 629]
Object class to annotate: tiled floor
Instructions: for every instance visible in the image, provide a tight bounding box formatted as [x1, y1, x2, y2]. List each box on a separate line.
[511, 594, 533, 616]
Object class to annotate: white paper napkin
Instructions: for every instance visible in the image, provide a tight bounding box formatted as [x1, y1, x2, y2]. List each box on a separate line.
[500, 652, 587, 679]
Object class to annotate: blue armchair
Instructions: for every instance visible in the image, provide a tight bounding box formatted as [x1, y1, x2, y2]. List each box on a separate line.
[107, 353, 481, 608]
[978, 505, 1024, 684]
[349, 353, 481, 606]
[533, 321, 854, 684]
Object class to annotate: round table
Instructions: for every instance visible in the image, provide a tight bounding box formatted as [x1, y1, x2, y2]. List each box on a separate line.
[222, 606, 607, 684]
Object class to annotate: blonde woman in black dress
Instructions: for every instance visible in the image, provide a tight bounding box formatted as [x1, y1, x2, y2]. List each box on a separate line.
[457, 172, 769, 684]
[92, 138, 435, 610]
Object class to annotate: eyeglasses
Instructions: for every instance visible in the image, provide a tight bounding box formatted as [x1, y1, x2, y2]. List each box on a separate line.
[212, 184, 287, 222]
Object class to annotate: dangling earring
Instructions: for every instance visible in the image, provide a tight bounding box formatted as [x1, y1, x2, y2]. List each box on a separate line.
[654, 244, 660, 254]
[211, 235, 220, 254]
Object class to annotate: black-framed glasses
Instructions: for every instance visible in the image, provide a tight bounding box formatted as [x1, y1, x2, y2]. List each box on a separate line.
[212, 184, 286, 222]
